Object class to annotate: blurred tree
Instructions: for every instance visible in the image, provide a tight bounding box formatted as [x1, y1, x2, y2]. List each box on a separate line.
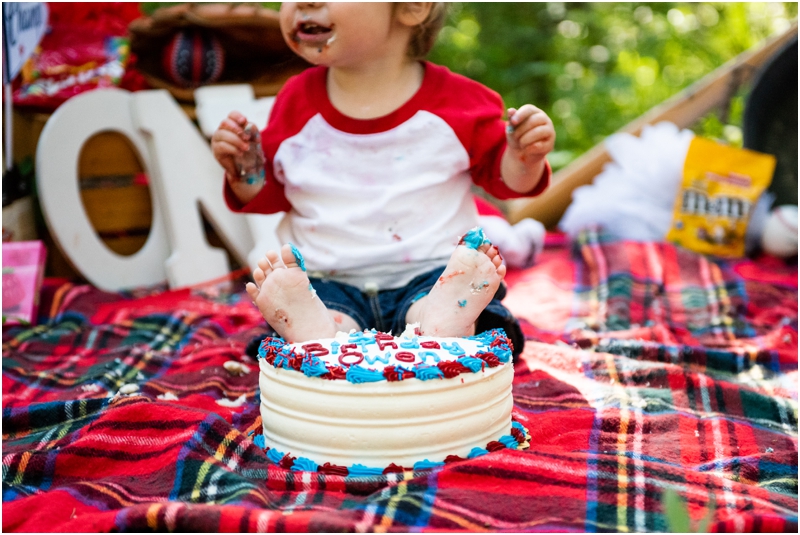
[141, 2, 797, 169]
[427, 2, 797, 169]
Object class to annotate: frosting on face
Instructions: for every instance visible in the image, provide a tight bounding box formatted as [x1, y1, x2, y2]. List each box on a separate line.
[258, 328, 513, 383]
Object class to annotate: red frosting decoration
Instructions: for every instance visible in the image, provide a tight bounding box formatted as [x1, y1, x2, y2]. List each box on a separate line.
[375, 333, 398, 350]
[322, 366, 348, 380]
[438, 361, 470, 378]
[383, 463, 406, 474]
[302, 343, 330, 357]
[511, 427, 524, 441]
[444, 454, 467, 463]
[486, 441, 506, 452]
[478, 352, 500, 367]
[338, 344, 364, 366]
[394, 351, 416, 363]
[318, 463, 349, 476]
[490, 335, 508, 348]
[420, 341, 441, 349]
[279, 454, 297, 469]
[383, 365, 401, 382]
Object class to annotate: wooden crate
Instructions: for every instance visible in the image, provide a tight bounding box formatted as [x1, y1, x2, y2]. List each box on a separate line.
[10, 108, 156, 277]
[77, 132, 153, 256]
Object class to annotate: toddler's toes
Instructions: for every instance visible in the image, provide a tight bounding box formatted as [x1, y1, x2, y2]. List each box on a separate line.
[491, 251, 503, 269]
[279, 243, 302, 269]
[245, 282, 260, 301]
[257, 255, 272, 274]
[266, 249, 283, 269]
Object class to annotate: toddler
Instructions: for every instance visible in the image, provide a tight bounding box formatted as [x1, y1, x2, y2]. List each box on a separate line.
[211, 2, 555, 356]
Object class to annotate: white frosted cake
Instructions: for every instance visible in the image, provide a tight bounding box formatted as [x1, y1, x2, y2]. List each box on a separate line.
[256, 327, 530, 475]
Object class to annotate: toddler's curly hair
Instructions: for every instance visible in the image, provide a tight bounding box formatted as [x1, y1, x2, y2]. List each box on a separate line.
[403, 2, 448, 60]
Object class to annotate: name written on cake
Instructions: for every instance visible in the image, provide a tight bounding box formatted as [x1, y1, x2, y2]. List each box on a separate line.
[258, 329, 513, 383]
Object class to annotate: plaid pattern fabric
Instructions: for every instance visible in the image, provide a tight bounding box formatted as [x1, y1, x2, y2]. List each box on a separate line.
[3, 234, 797, 532]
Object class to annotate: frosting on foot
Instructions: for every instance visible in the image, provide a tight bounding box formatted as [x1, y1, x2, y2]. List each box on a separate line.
[245, 243, 337, 342]
[410, 227, 506, 337]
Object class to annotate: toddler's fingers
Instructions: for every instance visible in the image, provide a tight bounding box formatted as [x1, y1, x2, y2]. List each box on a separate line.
[510, 104, 542, 124]
[228, 111, 248, 126]
[213, 129, 250, 152]
[519, 125, 555, 153]
[217, 117, 246, 138]
[212, 143, 243, 177]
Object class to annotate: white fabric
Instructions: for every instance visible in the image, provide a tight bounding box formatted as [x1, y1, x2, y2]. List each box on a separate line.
[559, 122, 694, 241]
[479, 216, 545, 268]
[273, 111, 480, 290]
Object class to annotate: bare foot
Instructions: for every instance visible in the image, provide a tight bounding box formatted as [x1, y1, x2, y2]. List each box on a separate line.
[408, 228, 506, 337]
[245, 244, 339, 342]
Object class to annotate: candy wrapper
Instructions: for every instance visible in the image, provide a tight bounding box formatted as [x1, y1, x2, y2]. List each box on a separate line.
[666, 137, 775, 258]
[12, 2, 142, 111]
[560, 122, 776, 258]
[560, 122, 695, 242]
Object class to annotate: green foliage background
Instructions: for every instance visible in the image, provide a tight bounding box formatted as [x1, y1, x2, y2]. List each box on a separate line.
[426, 2, 796, 170]
[142, 2, 797, 170]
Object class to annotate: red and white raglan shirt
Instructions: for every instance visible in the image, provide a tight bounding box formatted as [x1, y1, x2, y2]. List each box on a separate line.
[225, 62, 550, 291]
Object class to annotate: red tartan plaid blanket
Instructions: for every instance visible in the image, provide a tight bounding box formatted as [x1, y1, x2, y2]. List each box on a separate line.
[3, 233, 797, 532]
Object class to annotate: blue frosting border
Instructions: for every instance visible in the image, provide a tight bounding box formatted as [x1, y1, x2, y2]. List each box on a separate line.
[254, 420, 531, 476]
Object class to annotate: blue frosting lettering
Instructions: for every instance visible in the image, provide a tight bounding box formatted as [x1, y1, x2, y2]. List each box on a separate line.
[346, 366, 385, 383]
[266, 448, 286, 464]
[349, 332, 376, 344]
[291, 457, 320, 472]
[467, 447, 488, 458]
[349, 332, 376, 353]
[364, 352, 391, 366]
[289, 243, 306, 271]
[441, 342, 465, 356]
[456, 356, 484, 372]
[399, 337, 419, 349]
[347, 464, 384, 476]
[413, 459, 445, 470]
[414, 365, 444, 381]
[330, 341, 340, 355]
[461, 227, 489, 250]
[419, 351, 440, 364]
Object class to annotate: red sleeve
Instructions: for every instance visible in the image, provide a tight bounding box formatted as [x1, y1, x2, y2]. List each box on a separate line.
[223, 68, 321, 214]
[424, 64, 551, 200]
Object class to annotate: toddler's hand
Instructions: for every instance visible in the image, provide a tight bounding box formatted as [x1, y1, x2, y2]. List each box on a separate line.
[505, 105, 555, 165]
[211, 111, 251, 179]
